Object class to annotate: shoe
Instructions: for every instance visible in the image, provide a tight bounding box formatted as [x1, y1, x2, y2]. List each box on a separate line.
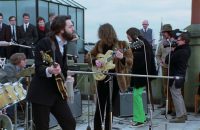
[170, 111, 176, 116]
[184, 115, 188, 120]
[169, 116, 185, 123]
[132, 122, 145, 127]
[157, 104, 165, 108]
[161, 110, 172, 115]
[171, 115, 187, 120]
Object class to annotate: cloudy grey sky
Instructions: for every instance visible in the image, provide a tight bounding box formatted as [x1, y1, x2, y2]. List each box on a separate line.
[76, 0, 192, 44]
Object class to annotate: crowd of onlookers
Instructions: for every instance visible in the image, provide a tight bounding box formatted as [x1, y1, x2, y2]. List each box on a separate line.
[0, 12, 56, 59]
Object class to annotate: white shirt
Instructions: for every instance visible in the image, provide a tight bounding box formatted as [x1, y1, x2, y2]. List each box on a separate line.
[55, 35, 67, 55]
[10, 25, 17, 40]
[46, 35, 67, 77]
[23, 23, 29, 32]
[0, 23, 2, 29]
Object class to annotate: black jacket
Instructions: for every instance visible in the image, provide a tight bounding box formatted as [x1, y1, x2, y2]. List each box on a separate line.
[4, 25, 21, 58]
[0, 23, 7, 57]
[37, 27, 46, 42]
[0, 23, 7, 41]
[26, 37, 67, 106]
[165, 43, 191, 88]
[18, 23, 38, 45]
[131, 37, 156, 88]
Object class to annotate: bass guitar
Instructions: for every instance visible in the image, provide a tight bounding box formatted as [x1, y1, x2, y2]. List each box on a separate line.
[40, 51, 68, 100]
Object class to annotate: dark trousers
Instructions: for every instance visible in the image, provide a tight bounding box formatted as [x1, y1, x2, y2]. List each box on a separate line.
[94, 76, 119, 130]
[32, 100, 76, 130]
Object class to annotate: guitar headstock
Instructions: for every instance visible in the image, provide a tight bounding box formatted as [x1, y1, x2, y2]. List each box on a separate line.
[40, 51, 53, 64]
[129, 40, 143, 50]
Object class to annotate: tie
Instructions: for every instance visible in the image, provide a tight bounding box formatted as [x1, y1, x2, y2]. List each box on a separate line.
[25, 24, 28, 32]
[0, 24, 2, 31]
[145, 29, 147, 33]
[12, 26, 15, 41]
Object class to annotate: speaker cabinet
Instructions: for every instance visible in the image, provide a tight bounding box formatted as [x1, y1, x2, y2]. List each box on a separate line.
[114, 91, 147, 117]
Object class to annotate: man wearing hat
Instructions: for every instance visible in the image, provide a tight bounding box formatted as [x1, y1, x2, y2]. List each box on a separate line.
[165, 32, 191, 123]
[156, 24, 175, 115]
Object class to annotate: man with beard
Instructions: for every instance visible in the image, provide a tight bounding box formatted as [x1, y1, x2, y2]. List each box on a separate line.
[86, 23, 133, 130]
[26, 15, 76, 130]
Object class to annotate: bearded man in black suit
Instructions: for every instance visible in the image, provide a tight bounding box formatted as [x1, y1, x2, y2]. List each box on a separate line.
[26, 15, 76, 130]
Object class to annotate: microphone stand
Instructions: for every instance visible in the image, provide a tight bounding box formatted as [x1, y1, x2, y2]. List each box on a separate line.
[67, 70, 180, 130]
[86, 94, 91, 130]
[77, 36, 93, 130]
[163, 39, 173, 130]
[137, 38, 153, 130]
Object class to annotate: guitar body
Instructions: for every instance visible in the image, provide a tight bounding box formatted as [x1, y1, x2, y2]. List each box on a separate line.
[91, 41, 143, 81]
[40, 51, 68, 100]
[93, 50, 115, 81]
[55, 74, 68, 99]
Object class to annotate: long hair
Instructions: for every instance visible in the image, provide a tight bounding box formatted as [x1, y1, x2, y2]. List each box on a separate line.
[126, 27, 141, 41]
[98, 23, 118, 45]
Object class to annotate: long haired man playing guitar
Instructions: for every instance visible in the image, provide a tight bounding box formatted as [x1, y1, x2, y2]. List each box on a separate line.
[26, 15, 76, 130]
[86, 23, 133, 130]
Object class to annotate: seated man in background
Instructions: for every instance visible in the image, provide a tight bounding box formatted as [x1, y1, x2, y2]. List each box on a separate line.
[1, 53, 27, 83]
[1, 53, 27, 121]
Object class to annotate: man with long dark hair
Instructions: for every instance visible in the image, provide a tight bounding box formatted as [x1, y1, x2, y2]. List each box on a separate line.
[27, 15, 76, 130]
[126, 27, 156, 127]
[156, 24, 175, 115]
[86, 23, 133, 130]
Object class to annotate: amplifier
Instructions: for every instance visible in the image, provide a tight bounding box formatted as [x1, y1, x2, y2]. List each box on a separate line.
[114, 91, 147, 117]
[68, 89, 82, 118]
[49, 89, 82, 128]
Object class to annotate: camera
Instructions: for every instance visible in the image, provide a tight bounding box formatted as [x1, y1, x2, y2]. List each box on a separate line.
[163, 39, 177, 48]
[163, 29, 186, 48]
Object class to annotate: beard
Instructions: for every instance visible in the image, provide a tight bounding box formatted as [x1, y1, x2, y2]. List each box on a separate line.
[62, 30, 74, 41]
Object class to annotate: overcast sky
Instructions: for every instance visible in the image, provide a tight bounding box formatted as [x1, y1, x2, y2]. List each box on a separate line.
[76, 0, 192, 44]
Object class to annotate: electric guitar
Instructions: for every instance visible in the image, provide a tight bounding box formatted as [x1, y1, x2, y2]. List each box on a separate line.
[93, 40, 143, 81]
[40, 51, 68, 100]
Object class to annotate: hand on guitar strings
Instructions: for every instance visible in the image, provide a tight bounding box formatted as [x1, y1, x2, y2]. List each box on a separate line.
[115, 48, 124, 59]
[95, 60, 104, 68]
[47, 63, 61, 75]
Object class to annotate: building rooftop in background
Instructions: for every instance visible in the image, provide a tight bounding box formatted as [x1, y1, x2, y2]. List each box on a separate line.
[41, 0, 86, 9]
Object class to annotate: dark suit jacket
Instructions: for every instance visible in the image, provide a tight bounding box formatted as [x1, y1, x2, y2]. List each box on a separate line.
[26, 37, 68, 106]
[0, 23, 7, 41]
[0, 23, 8, 57]
[19, 23, 38, 45]
[165, 44, 191, 88]
[5, 25, 21, 57]
[5, 25, 21, 42]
